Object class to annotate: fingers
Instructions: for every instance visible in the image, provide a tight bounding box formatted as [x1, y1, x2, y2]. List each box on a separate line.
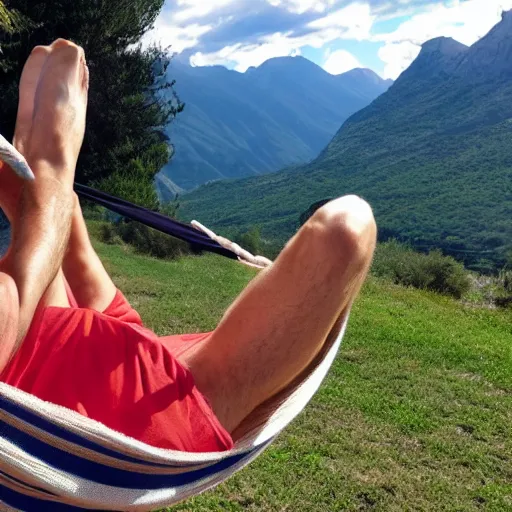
[14, 46, 51, 155]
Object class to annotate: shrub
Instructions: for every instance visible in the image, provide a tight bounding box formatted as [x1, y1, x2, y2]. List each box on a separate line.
[372, 240, 471, 299]
[116, 221, 193, 259]
[99, 223, 123, 245]
[494, 269, 512, 308]
[98, 219, 194, 260]
[233, 227, 262, 256]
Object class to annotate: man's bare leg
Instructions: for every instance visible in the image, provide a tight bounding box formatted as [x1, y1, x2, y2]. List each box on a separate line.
[6, 41, 113, 311]
[61, 195, 117, 311]
[183, 195, 377, 434]
[0, 40, 89, 355]
[11, 46, 70, 309]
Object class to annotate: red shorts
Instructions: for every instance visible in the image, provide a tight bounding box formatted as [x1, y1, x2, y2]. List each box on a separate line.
[0, 288, 233, 453]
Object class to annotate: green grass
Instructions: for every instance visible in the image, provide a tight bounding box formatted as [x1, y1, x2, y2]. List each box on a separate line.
[91, 230, 512, 511]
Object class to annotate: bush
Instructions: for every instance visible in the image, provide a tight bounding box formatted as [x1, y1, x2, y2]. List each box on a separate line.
[233, 227, 262, 255]
[99, 223, 123, 245]
[372, 240, 471, 299]
[494, 269, 512, 308]
[98, 220, 194, 260]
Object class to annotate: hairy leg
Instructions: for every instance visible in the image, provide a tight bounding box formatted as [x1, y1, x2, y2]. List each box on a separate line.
[7, 44, 105, 310]
[182, 195, 377, 434]
[9, 45, 72, 309]
[0, 40, 89, 349]
[61, 195, 117, 311]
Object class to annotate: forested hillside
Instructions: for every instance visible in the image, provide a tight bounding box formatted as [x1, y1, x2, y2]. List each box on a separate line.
[180, 12, 512, 272]
[161, 57, 391, 190]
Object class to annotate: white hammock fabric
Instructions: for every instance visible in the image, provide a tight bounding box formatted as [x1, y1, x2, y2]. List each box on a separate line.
[0, 311, 350, 511]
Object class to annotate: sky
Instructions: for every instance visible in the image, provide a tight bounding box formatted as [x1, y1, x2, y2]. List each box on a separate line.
[143, 0, 512, 80]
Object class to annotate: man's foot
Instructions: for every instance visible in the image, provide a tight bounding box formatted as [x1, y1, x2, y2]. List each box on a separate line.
[14, 46, 52, 155]
[0, 41, 89, 220]
[0, 47, 51, 221]
[28, 39, 89, 187]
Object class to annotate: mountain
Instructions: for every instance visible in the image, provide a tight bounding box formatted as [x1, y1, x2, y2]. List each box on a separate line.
[160, 56, 392, 190]
[154, 173, 183, 203]
[179, 11, 512, 272]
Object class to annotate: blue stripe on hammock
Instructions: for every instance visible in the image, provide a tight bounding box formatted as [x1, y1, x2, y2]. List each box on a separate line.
[0, 483, 116, 512]
[0, 394, 218, 469]
[0, 470, 56, 497]
[0, 418, 267, 490]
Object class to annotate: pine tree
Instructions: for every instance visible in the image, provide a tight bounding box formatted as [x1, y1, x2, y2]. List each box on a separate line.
[0, 0, 183, 208]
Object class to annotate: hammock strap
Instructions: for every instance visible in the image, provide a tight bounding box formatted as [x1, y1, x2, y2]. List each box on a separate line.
[74, 183, 238, 261]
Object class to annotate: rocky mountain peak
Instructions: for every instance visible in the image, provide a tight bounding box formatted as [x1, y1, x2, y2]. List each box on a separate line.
[406, 37, 468, 80]
[455, 9, 512, 79]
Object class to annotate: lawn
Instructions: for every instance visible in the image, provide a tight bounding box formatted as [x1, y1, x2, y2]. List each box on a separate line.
[93, 233, 512, 512]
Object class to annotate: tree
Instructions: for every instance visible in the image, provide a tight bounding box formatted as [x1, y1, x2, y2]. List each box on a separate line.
[0, 0, 183, 208]
[234, 227, 262, 255]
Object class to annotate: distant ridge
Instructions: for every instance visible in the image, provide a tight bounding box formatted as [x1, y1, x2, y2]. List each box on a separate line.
[159, 56, 392, 190]
[180, 12, 512, 271]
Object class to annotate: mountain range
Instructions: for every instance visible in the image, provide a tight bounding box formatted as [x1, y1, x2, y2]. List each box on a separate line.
[158, 57, 392, 192]
[179, 11, 512, 271]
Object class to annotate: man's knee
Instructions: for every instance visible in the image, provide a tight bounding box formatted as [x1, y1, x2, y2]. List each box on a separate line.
[307, 195, 377, 259]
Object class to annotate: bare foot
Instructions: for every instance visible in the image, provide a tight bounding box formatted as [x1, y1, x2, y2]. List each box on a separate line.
[28, 39, 89, 187]
[14, 46, 52, 155]
[0, 47, 51, 221]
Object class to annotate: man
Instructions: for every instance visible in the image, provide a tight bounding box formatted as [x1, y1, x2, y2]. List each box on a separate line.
[0, 40, 377, 453]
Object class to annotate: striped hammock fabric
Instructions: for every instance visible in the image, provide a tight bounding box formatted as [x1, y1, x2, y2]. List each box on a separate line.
[0, 312, 350, 511]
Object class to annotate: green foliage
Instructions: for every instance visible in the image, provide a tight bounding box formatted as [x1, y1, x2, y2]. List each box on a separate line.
[0, 0, 183, 198]
[159, 195, 181, 219]
[0, 1, 27, 34]
[372, 240, 471, 299]
[494, 269, 512, 308]
[179, 34, 512, 272]
[233, 226, 262, 255]
[299, 198, 334, 226]
[98, 222, 123, 245]
[98, 220, 194, 260]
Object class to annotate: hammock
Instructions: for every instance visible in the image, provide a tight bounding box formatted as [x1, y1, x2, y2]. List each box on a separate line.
[0, 137, 350, 511]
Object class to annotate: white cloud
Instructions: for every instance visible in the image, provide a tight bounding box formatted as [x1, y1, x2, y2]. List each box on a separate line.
[190, 34, 303, 70]
[373, 0, 512, 79]
[323, 49, 362, 74]
[143, 18, 213, 53]
[266, 0, 335, 15]
[142, 0, 239, 52]
[308, 2, 375, 40]
[377, 41, 420, 79]
[174, 0, 239, 22]
[189, 2, 375, 71]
